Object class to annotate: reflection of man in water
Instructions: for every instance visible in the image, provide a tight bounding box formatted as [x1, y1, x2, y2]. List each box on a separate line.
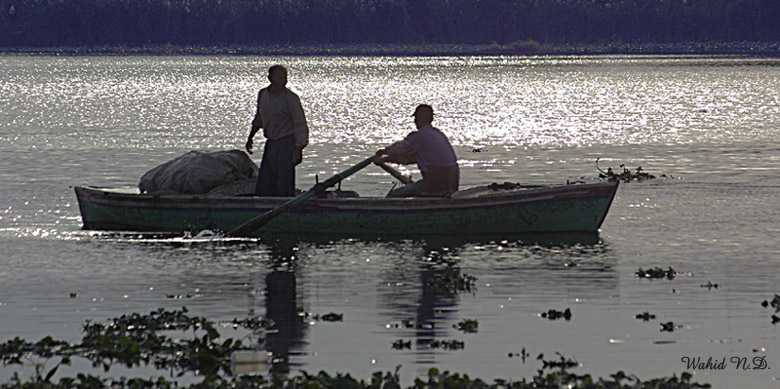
[264, 240, 305, 374]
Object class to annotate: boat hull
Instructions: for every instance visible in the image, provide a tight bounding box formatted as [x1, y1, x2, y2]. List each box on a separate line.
[74, 182, 618, 236]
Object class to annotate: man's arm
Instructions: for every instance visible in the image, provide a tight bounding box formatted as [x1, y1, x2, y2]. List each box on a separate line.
[246, 90, 264, 154]
[377, 133, 418, 165]
[289, 92, 308, 165]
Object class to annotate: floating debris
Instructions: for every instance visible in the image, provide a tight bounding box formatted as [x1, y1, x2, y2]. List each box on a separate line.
[541, 308, 572, 321]
[471, 147, 485, 152]
[429, 339, 464, 351]
[636, 266, 676, 280]
[635, 312, 656, 321]
[700, 281, 719, 290]
[453, 319, 478, 333]
[391, 339, 411, 350]
[772, 315, 780, 325]
[69, 292, 77, 298]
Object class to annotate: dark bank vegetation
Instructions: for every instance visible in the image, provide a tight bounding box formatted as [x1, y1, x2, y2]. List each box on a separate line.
[1, 0, 779, 55]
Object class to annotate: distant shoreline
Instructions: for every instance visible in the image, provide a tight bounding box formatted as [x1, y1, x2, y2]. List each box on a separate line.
[2, 41, 780, 57]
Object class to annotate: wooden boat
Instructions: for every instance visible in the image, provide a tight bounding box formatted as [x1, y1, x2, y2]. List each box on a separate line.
[73, 180, 618, 237]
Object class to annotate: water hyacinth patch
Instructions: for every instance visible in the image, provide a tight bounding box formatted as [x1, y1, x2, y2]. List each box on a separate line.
[425, 267, 477, 295]
[700, 281, 719, 290]
[541, 308, 572, 321]
[453, 319, 479, 333]
[0, 308, 712, 388]
[391, 339, 412, 350]
[596, 158, 663, 182]
[760, 294, 780, 324]
[0, 308, 270, 381]
[760, 294, 780, 311]
[636, 266, 677, 280]
[635, 312, 656, 321]
[660, 321, 682, 332]
[428, 339, 465, 351]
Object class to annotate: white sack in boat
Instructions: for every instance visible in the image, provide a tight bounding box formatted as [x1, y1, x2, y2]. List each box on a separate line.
[139, 150, 258, 194]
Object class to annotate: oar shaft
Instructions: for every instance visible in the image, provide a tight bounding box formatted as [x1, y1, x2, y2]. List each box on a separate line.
[226, 156, 375, 237]
[376, 161, 413, 185]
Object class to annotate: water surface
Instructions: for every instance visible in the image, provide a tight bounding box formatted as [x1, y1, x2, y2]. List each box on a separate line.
[1, 55, 779, 387]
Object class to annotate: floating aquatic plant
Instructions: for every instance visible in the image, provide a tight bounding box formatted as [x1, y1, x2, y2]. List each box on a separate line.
[760, 294, 780, 325]
[0, 308, 270, 383]
[538, 352, 579, 370]
[428, 339, 464, 351]
[635, 312, 656, 321]
[426, 267, 477, 295]
[760, 294, 780, 312]
[391, 339, 412, 350]
[700, 281, 719, 290]
[636, 266, 677, 280]
[660, 321, 681, 332]
[0, 309, 712, 388]
[453, 319, 479, 333]
[2, 365, 711, 388]
[596, 158, 670, 182]
[541, 308, 572, 321]
[319, 313, 344, 322]
[508, 347, 529, 361]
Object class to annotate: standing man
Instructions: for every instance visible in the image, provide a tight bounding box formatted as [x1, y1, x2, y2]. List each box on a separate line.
[246, 65, 309, 197]
[375, 104, 459, 197]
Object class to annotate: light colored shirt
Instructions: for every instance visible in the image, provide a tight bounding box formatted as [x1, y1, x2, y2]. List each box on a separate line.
[384, 125, 458, 171]
[384, 124, 459, 195]
[252, 87, 309, 148]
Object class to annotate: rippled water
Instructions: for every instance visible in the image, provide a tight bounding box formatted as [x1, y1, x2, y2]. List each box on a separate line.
[1, 55, 779, 387]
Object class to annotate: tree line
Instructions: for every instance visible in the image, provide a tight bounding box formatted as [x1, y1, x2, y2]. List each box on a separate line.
[1, 0, 779, 48]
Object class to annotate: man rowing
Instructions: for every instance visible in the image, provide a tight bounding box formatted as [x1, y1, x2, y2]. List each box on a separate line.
[374, 104, 459, 197]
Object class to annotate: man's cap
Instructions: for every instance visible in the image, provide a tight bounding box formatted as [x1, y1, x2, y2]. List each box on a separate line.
[411, 104, 434, 117]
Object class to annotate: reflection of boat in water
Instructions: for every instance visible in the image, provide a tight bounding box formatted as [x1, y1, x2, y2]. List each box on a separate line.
[372, 233, 618, 368]
[74, 181, 618, 236]
[123, 233, 616, 374]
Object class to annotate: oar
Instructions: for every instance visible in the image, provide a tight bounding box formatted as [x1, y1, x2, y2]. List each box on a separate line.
[226, 156, 375, 237]
[376, 161, 414, 185]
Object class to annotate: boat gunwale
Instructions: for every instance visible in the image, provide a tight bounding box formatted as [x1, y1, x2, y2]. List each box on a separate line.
[74, 181, 618, 212]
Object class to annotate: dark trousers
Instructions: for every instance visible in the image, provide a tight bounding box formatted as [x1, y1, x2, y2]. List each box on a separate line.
[255, 135, 295, 197]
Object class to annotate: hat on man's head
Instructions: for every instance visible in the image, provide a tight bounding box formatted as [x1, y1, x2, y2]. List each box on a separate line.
[411, 104, 434, 117]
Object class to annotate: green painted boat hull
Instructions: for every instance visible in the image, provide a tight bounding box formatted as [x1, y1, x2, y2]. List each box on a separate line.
[74, 181, 618, 237]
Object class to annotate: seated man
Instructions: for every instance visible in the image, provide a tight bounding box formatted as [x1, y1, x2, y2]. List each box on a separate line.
[375, 104, 459, 197]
